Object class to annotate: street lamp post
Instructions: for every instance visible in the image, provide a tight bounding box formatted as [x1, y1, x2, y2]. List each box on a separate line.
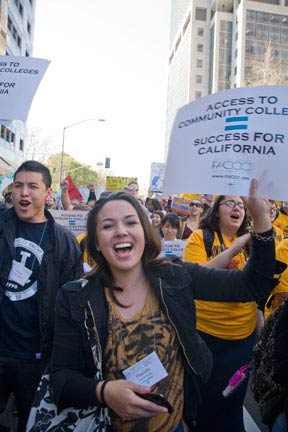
[59, 118, 105, 187]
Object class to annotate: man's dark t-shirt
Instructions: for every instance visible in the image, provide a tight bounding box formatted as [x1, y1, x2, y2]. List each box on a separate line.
[0, 219, 49, 360]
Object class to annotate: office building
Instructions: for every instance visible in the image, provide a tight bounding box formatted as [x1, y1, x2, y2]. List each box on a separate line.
[0, 0, 36, 175]
[166, 0, 288, 155]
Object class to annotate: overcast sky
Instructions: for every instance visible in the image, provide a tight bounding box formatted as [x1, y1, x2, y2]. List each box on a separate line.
[28, 0, 171, 190]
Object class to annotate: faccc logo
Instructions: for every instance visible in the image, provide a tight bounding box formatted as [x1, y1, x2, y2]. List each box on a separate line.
[212, 160, 252, 171]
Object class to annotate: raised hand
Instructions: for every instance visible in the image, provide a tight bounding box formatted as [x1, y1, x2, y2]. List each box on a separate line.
[60, 179, 69, 191]
[241, 179, 271, 233]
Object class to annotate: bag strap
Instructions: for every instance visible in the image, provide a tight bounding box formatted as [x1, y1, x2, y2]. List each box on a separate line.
[215, 229, 226, 252]
[84, 300, 103, 379]
[202, 228, 214, 258]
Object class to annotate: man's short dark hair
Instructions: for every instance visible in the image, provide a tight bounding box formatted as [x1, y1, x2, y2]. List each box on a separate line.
[14, 160, 52, 188]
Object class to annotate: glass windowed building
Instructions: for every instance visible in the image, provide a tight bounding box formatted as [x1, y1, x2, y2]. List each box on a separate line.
[0, 0, 36, 175]
[165, 0, 288, 156]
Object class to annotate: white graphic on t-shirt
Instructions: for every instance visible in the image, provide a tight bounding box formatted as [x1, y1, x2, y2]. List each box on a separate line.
[5, 237, 44, 302]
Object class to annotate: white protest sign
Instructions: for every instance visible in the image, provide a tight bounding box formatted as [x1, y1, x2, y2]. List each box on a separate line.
[48, 210, 88, 237]
[159, 240, 187, 259]
[0, 172, 14, 193]
[0, 56, 50, 121]
[164, 85, 288, 200]
[150, 162, 166, 193]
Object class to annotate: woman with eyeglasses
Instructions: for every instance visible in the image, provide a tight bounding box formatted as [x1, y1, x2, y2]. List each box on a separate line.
[123, 181, 139, 198]
[181, 199, 203, 240]
[183, 194, 259, 432]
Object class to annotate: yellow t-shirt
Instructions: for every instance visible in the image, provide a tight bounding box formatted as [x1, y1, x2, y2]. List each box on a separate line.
[104, 288, 184, 432]
[76, 232, 96, 269]
[273, 211, 288, 237]
[274, 226, 284, 247]
[265, 238, 288, 320]
[183, 229, 256, 340]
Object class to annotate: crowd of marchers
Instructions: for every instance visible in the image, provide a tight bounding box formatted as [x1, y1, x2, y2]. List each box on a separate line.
[0, 160, 288, 432]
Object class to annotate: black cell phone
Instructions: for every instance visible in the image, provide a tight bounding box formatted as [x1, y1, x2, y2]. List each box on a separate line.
[135, 392, 174, 413]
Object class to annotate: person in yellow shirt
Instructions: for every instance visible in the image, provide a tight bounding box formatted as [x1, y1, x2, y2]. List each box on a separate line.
[269, 200, 284, 246]
[76, 232, 96, 272]
[183, 194, 255, 432]
[265, 238, 288, 320]
[254, 200, 284, 331]
[273, 201, 288, 237]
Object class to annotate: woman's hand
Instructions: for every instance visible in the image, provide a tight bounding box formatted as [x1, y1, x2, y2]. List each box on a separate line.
[203, 233, 250, 269]
[229, 233, 251, 256]
[97, 379, 168, 419]
[241, 178, 271, 233]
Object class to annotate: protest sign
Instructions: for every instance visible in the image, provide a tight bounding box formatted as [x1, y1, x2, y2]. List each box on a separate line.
[159, 240, 187, 259]
[77, 186, 89, 203]
[49, 210, 88, 237]
[96, 184, 106, 199]
[0, 172, 14, 193]
[150, 162, 166, 193]
[164, 85, 288, 200]
[171, 196, 190, 216]
[0, 55, 50, 121]
[106, 176, 137, 191]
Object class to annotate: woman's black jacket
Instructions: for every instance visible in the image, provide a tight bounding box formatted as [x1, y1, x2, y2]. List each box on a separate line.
[50, 230, 283, 428]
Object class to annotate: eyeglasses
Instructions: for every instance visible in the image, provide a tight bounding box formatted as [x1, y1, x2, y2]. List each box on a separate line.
[220, 200, 245, 210]
[130, 187, 138, 192]
[189, 202, 202, 208]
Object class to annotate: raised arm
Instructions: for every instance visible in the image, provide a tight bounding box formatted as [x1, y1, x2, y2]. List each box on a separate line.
[185, 179, 283, 305]
[60, 179, 74, 211]
[203, 233, 250, 269]
[241, 178, 271, 233]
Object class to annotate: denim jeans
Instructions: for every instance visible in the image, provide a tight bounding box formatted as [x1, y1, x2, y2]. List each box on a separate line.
[271, 412, 287, 432]
[172, 422, 184, 432]
[194, 330, 256, 432]
[0, 357, 46, 432]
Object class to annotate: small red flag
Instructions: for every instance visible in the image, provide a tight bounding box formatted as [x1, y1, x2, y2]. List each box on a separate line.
[64, 175, 84, 202]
